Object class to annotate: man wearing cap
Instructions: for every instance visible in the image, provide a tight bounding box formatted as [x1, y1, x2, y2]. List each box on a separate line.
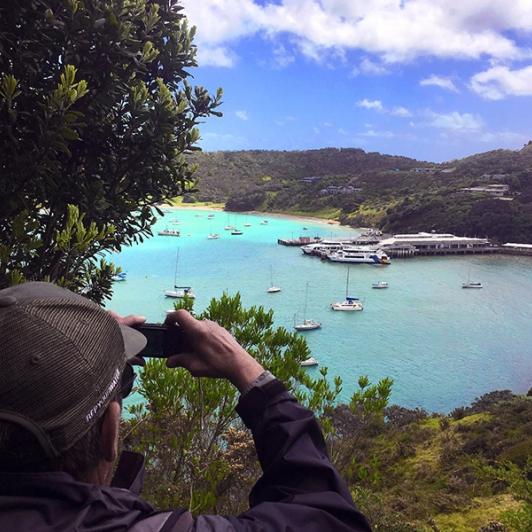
[0, 281, 370, 531]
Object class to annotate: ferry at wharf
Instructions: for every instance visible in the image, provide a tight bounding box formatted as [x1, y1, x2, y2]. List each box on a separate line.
[300, 232, 495, 260]
[328, 247, 391, 265]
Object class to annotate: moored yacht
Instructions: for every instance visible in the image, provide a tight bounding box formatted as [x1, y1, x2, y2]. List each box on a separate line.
[331, 297, 363, 311]
[165, 286, 196, 299]
[331, 267, 364, 311]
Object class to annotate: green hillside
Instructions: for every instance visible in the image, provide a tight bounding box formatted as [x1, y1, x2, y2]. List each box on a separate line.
[186, 144, 532, 242]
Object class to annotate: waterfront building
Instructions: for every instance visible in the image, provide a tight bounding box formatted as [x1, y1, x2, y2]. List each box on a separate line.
[377, 232, 493, 257]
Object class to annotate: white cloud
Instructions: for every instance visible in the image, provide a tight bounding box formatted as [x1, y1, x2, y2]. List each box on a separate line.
[235, 110, 249, 120]
[390, 106, 412, 117]
[338, 128, 349, 135]
[427, 111, 483, 131]
[357, 99, 412, 117]
[196, 45, 236, 68]
[361, 128, 396, 139]
[470, 64, 532, 100]
[357, 98, 384, 111]
[273, 44, 295, 67]
[182, 0, 532, 67]
[420, 75, 459, 92]
[352, 58, 390, 76]
[478, 130, 528, 143]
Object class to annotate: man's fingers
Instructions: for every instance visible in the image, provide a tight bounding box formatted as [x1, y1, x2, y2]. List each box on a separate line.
[108, 310, 146, 327]
[120, 314, 146, 327]
[165, 309, 197, 329]
[166, 352, 194, 369]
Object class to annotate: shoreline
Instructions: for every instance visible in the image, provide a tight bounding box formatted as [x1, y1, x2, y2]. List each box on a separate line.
[162, 203, 352, 229]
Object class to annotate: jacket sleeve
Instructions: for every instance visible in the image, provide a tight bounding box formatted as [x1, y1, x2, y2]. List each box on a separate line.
[217, 379, 371, 532]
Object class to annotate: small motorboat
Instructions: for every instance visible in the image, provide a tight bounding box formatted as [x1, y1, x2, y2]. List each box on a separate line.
[372, 281, 389, 289]
[462, 282, 482, 289]
[158, 228, 180, 237]
[231, 229, 243, 235]
[294, 319, 321, 331]
[300, 357, 318, 367]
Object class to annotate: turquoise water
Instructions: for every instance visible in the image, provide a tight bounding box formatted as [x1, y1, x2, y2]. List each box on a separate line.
[111, 209, 532, 413]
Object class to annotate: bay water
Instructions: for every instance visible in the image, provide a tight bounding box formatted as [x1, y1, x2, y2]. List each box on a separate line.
[110, 208, 532, 413]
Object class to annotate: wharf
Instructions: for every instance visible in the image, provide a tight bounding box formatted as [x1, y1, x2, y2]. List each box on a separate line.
[386, 246, 500, 258]
[278, 236, 322, 246]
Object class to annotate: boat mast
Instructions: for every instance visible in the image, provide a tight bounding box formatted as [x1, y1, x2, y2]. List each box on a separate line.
[174, 248, 179, 288]
[304, 281, 309, 320]
[345, 266, 350, 298]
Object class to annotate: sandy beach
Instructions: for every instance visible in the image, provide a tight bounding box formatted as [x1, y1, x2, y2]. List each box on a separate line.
[160, 203, 347, 228]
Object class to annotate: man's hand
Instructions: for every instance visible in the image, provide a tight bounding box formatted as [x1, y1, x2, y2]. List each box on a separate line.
[165, 310, 264, 393]
[108, 311, 146, 366]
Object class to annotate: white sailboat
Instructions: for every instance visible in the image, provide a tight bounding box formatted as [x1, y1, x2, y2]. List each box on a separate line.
[331, 267, 363, 311]
[294, 282, 321, 331]
[462, 267, 482, 289]
[267, 266, 281, 293]
[164, 250, 196, 299]
[224, 214, 235, 231]
[207, 221, 220, 240]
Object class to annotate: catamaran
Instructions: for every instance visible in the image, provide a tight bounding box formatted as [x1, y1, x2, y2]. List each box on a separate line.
[331, 267, 363, 311]
[294, 282, 321, 331]
[164, 250, 196, 299]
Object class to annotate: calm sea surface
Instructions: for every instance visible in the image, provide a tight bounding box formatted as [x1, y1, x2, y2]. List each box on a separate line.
[110, 208, 532, 413]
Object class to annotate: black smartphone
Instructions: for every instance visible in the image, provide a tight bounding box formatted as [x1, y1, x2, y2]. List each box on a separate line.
[133, 323, 186, 358]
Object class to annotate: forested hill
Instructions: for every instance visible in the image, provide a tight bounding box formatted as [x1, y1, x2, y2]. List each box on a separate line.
[186, 144, 532, 243]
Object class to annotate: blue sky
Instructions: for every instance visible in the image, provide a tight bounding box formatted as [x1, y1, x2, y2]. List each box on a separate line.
[181, 1, 532, 162]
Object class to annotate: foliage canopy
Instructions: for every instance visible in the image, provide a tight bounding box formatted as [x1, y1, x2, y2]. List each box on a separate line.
[0, 0, 222, 301]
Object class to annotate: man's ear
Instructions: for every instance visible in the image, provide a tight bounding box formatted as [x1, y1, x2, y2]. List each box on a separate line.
[100, 400, 121, 463]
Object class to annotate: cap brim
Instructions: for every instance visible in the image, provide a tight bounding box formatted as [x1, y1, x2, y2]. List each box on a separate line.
[119, 325, 147, 359]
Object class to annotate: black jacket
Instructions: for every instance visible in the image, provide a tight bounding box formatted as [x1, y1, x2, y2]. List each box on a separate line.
[0, 379, 371, 531]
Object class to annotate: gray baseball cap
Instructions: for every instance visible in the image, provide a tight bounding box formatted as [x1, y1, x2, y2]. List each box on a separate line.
[0, 282, 146, 458]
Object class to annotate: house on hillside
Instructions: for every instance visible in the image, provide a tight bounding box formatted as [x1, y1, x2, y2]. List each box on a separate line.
[461, 183, 510, 197]
[300, 176, 324, 183]
[319, 185, 362, 195]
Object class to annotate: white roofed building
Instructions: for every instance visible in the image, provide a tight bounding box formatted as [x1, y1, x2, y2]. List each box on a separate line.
[377, 232, 493, 257]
